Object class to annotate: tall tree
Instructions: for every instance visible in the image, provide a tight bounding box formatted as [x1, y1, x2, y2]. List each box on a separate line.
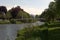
[0, 6, 7, 19]
[39, 1, 56, 23]
[48, 2, 57, 21]
[0, 6, 7, 13]
[54, 0, 60, 16]
[9, 6, 21, 18]
[54, 0, 60, 10]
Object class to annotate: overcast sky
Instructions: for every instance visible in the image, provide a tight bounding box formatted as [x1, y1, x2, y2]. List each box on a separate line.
[0, 0, 53, 15]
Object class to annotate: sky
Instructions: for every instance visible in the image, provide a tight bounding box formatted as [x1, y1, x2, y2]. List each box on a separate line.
[0, 0, 53, 15]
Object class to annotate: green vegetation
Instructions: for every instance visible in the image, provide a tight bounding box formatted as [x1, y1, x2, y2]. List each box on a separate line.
[15, 0, 60, 40]
[48, 28, 60, 40]
[39, 0, 60, 24]
[0, 6, 37, 24]
[15, 25, 47, 40]
[0, 20, 10, 24]
[16, 23, 60, 40]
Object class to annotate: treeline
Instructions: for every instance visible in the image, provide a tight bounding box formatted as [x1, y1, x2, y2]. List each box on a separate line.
[39, 0, 60, 24]
[0, 6, 37, 23]
[0, 6, 31, 19]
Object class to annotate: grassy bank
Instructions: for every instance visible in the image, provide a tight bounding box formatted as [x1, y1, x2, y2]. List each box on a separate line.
[0, 19, 37, 24]
[15, 23, 60, 40]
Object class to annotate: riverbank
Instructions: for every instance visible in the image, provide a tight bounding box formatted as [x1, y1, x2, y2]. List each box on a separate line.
[16, 23, 60, 40]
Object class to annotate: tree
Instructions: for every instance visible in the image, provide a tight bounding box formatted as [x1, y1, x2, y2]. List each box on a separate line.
[0, 6, 7, 13]
[48, 2, 57, 21]
[54, 0, 60, 10]
[39, 1, 57, 23]
[35, 15, 39, 18]
[54, 0, 60, 16]
[9, 6, 21, 18]
[0, 6, 7, 19]
[16, 10, 31, 23]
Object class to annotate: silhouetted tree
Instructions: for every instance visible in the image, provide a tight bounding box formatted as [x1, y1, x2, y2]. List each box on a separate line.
[10, 6, 21, 18]
[0, 6, 7, 13]
[0, 6, 7, 19]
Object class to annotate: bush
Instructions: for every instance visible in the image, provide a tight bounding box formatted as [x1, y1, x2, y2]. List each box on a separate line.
[16, 24, 60, 40]
[48, 29, 60, 40]
[9, 19, 16, 24]
[16, 25, 48, 40]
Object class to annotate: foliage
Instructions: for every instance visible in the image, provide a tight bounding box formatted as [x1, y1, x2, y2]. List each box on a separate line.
[0, 20, 10, 24]
[0, 6, 7, 13]
[9, 6, 21, 18]
[16, 25, 48, 40]
[9, 19, 16, 24]
[16, 10, 35, 23]
[48, 28, 60, 40]
[6, 11, 12, 19]
[0, 6, 36, 24]
[16, 23, 60, 40]
[39, 0, 60, 24]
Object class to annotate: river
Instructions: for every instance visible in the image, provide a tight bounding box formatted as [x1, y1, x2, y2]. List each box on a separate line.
[0, 21, 44, 40]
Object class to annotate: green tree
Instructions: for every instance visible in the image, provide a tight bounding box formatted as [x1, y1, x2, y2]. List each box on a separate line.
[48, 2, 57, 22]
[39, 1, 57, 23]
[16, 10, 31, 23]
[54, 0, 60, 18]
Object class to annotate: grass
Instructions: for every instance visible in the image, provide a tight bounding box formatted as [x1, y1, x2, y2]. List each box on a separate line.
[16, 23, 60, 40]
[0, 19, 36, 24]
[0, 20, 10, 24]
[0, 20, 23, 24]
[48, 28, 60, 40]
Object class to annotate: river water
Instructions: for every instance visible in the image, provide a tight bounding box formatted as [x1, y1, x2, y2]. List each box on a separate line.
[0, 21, 44, 40]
